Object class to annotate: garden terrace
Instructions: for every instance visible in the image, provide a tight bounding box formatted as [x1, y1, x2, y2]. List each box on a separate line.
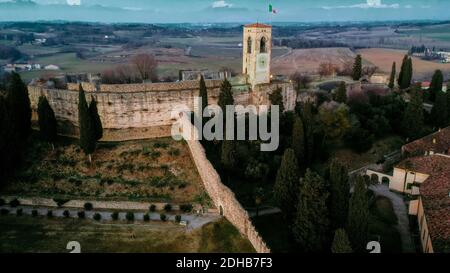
[3, 136, 209, 205]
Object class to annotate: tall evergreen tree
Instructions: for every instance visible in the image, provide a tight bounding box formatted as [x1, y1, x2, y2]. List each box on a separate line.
[6, 72, 31, 140]
[293, 169, 330, 252]
[388, 62, 396, 89]
[199, 75, 208, 125]
[329, 160, 350, 229]
[291, 115, 306, 166]
[274, 148, 300, 220]
[398, 55, 407, 88]
[447, 89, 450, 125]
[218, 78, 234, 112]
[430, 91, 448, 128]
[398, 55, 413, 89]
[221, 140, 236, 172]
[402, 86, 424, 140]
[346, 175, 369, 253]
[37, 96, 57, 147]
[78, 84, 95, 162]
[352, 55, 362, 81]
[89, 97, 103, 141]
[334, 81, 347, 103]
[269, 87, 284, 113]
[331, 229, 353, 253]
[0, 94, 19, 180]
[429, 70, 444, 102]
[300, 102, 315, 166]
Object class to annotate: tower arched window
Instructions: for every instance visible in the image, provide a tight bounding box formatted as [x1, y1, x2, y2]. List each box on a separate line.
[247, 37, 252, 54]
[260, 37, 267, 53]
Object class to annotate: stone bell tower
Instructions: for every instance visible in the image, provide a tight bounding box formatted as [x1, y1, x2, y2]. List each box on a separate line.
[242, 23, 272, 87]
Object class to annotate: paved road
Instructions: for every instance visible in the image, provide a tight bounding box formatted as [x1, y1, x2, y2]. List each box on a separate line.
[0, 205, 221, 231]
[370, 184, 415, 253]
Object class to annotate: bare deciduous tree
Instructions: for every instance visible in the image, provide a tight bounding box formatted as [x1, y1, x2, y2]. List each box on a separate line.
[290, 72, 312, 91]
[130, 54, 158, 83]
[362, 66, 379, 78]
[318, 62, 338, 78]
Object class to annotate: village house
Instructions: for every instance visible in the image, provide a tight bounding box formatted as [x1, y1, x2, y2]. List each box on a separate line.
[366, 127, 450, 253]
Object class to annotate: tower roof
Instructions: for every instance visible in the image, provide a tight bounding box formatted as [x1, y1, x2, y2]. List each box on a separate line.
[244, 23, 272, 29]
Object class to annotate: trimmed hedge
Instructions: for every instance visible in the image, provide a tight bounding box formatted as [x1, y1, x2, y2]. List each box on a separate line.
[9, 199, 20, 208]
[126, 212, 135, 221]
[111, 211, 119, 220]
[84, 202, 93, 211]
[160, 213, 167, 221]
[93, 213, 101, 221]
[77, 211, 85, 219]
[143, 213, 150, 221]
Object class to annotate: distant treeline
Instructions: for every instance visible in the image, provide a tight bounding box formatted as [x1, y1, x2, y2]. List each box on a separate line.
[278, 38, 348, 49]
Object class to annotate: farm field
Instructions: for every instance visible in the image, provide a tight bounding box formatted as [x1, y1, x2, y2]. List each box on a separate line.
[3, 136, 207, 204]
[0, 215, 254, 253]
[272, 47, 356, 76]
[357, 48, 450, 80]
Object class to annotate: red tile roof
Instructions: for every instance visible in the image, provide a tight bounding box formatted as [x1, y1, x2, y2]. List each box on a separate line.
[244, 23, 272, 29]
[402, 127, 450, 157]
[397, 154, 450, 252]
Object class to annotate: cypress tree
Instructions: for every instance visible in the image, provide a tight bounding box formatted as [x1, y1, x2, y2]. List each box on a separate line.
[429, 70, 444, 102]
[402, 86, 424, 140]
[78, 84, 95, 162]
[274, 148, 300, 220]
[89, 96, 103, 141]
[331, 229, 353, 253]
[291, 115, 306, 166]
[199, 75, 208, 125]
[329, 160, 350, 229]
[293, 169, 330, 252]
[388, 62, 396, 89]
[430, 91, 448, 128]
[398, 55, 413, 89]
[352, 55, 362, 81]
[37, 96, 57, 147]
[221, 140, 235, 172]
[300, 102, 314, 166]
[6, 72, 31, 140]
[269, 87, 284, 113]
[334, 81, 347, 103]
[399, 57, 413, 89]
[0, 94, 19, 180]
[218, 78, 234, 113]
[346, 175, 369, 253]
[447, 89, 450, 125]
[398, 55, 407, 88]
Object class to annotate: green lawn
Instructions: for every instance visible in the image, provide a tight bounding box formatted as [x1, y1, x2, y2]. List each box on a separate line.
[0, 215, 254, 253]
[369, 196, 402, 253]
[252, 213, 297, 253]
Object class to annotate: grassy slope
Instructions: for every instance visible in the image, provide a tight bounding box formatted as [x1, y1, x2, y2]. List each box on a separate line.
[0, 215, 254, 253]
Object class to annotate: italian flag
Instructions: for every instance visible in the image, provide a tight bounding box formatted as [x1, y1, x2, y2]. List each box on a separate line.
[269, 4, 277, 14]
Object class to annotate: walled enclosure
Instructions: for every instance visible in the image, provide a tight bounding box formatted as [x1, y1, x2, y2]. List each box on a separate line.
[28, 79, 296, 253]
[29, 79, 295, 140]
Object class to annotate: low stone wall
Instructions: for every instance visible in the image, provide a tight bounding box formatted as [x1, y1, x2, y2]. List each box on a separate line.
[179, 116, 270, 253]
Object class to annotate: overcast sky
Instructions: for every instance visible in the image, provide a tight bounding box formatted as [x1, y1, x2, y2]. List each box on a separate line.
[0, 0, 449, 23]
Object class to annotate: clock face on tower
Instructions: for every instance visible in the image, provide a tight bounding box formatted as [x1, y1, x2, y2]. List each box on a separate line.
[256, 53, 269, 72]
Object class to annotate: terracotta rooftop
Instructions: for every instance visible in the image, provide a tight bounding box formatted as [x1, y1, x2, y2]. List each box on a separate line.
[244, 23, 272, 29]
[402, 127, 450, 156]
[397, 154, 450, 252]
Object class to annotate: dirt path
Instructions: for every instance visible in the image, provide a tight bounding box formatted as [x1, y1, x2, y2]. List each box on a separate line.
[0, 205, 220, 231]
[370, 184, 415, 253]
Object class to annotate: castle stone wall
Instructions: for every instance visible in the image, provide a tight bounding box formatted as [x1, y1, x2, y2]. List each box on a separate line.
[178, 115, 271, 253]
[29, 80, 295, 140]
